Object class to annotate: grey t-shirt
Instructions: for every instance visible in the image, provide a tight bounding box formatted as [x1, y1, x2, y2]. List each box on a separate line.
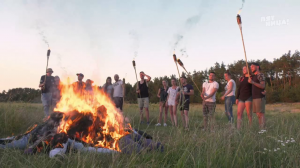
[103, 84, 113, 98]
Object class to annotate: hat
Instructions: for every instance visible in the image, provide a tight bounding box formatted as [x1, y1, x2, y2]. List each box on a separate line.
[251, 63, 261, 70]
[46, 68, 53, 73]
[180, 74, 187, 79]
[76, 73, 84, 77]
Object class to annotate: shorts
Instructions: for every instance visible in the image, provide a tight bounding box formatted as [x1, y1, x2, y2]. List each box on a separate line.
[113, 97, 123, 111]
[252, 97, 266, 113]
[239, 96, 252, 103]
[159, 101, 167, 107]
[179, 99, 190, 111]
[138, 97, 149, 108]
[168, 100, 176, 106]
[203, 101, 216, 117]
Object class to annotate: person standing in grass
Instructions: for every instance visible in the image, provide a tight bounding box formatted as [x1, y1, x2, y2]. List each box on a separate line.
[39, 68, 55, 118]
[136, 71, 152, 125]
[248, 63, 266, 129]
[176, 75, 194, 130]
[236, 66, 253, 130]
[201, 72, 219, 131]
[167, 78, 180, 126]
[112, 74, 125, 111]
[221, 71, 236, 123]
[73, 73, 86, 95]
[155, 80, 169, 127]
[103, 77, 113, 99]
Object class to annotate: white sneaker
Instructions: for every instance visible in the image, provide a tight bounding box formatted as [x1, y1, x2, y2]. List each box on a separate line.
[155, 123, 161, 126]
[164, 123, 167, 127]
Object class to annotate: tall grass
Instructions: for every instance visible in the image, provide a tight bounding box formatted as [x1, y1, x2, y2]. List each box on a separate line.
[0, 102, 299, 167]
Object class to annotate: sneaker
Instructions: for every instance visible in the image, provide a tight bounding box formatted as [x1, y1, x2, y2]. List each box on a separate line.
[155, 123, 161, 126]
[140, 121, 144, 125]
[147, 122, 150, 125]
[163, 123, 167, 127]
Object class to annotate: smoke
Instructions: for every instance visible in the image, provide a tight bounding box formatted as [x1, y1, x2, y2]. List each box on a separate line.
[36, 24, 50, 48]
[240, 0, 245, 10]
[129, 30, 139, 60]
[179, 48, 189, 58]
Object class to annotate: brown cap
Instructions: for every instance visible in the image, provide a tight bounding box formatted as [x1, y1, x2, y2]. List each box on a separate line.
[46, 68, 53, 73]
[76, 73, 84, 77]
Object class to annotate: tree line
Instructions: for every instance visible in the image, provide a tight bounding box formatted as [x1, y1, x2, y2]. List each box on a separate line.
[1, 50, 299, 104]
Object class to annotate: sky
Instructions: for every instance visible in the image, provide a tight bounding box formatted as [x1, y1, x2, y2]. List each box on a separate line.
[0, 0, 299, 91]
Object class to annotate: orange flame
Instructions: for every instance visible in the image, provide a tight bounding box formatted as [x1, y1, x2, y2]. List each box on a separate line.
[54, 80, 129, 151]
[237, 9, 242, 15]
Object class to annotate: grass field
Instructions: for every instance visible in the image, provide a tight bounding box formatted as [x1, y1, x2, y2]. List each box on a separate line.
[0, 102, 300, 168]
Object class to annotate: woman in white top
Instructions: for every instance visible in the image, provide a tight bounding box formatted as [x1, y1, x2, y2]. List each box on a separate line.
[221, 71, 236, 123]
[103, 77, 113, 99]
[166, 78, 180, 126]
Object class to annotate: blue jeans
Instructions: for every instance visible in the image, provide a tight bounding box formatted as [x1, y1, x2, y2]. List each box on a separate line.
[225, 96, 235, 123]
[41, 93, 52, 117]
[0, 134, 30, 149]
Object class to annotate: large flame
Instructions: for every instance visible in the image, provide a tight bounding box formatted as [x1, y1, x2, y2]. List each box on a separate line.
[54, 80, 129, 151]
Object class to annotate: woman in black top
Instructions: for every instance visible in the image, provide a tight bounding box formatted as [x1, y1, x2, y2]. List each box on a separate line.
[236, 66, 253, 129]
[155, 80, 169, 127]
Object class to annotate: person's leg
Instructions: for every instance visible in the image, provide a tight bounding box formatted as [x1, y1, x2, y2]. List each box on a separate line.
[173, 105, 178, 126]
[158, 102, 163, 124]
[164, 104, 168, 125]
[245, 101, 252, 127]
[237, 101, 246, 130]
[259, 97, 266, 129]
[145, 98, 150, 123]
[47, 93, 53, 115]
[208, 102, 216, 131]
[228, 96, 235, 123]
[180, 110, 185, 127]
[224, 97, 231, 122]
[138, 98, 144, 123]
[203, 102, 208, 130]
[119, 97, 124, 111]
[169, 105, 174, 125]
[184, 110, 189, 128]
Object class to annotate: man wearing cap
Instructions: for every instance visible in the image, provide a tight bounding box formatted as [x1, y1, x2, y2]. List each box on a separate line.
[39, 68, 55, 117]
[176, 75, 194, 130]
[248, 63, 266, 129]
[137, 71, 151, 125]
[73, 73, 86, 94]
[112, 74, 125, 111]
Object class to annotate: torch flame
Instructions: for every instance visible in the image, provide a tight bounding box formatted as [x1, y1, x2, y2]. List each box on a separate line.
[237, 9, 242, 15]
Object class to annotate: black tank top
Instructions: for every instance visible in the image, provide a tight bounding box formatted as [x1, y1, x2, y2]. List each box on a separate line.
[137, 81, 149, 98]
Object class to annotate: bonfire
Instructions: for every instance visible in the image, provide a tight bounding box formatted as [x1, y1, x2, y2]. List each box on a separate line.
[0, 81, 163, 157]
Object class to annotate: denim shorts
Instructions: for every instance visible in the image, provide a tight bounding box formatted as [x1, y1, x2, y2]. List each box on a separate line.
[239, 96, 252, 103]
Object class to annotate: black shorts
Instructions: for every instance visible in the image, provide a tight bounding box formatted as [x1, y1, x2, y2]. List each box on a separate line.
[113, 97, 123, 111]
[179, 99, 190, 111]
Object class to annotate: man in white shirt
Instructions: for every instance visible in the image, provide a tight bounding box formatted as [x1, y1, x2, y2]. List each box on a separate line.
[201, 72, 219, 131]
[112, 74, 125, 111]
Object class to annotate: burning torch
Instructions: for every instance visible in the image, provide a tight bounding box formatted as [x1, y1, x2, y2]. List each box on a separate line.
[237, 12, 250, 76]
[42, 49, 51, 91]
[177, 59, 201, 94]
[132, 60, 141, 98]
[173, 51, 182, 87]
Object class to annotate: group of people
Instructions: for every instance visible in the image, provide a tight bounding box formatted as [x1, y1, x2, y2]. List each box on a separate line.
[39, 68, 125, 118]
[39, 62, 266, 131]
[152, 63, 266, 130]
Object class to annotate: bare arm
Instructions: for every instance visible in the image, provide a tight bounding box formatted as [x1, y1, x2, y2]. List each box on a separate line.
[201, 87, 205, 100]
[223, 82, 233, 97]
[157, 89, 161, 98]
[205, 88, 218, 99]
[253, 81, 265, 89]
[183, 89, 194, 96]
[144, 74, 151, 82]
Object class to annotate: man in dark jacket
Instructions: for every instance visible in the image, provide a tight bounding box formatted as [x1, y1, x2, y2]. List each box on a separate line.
[39, 68, 55, 118]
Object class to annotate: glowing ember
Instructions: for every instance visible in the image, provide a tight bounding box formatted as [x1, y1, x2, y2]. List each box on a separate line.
[54, 81, 129, 151]
[237, 9, 242, 15]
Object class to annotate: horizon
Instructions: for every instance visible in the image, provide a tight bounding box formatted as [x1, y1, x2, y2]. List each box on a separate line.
[0, 0, 299, 91]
